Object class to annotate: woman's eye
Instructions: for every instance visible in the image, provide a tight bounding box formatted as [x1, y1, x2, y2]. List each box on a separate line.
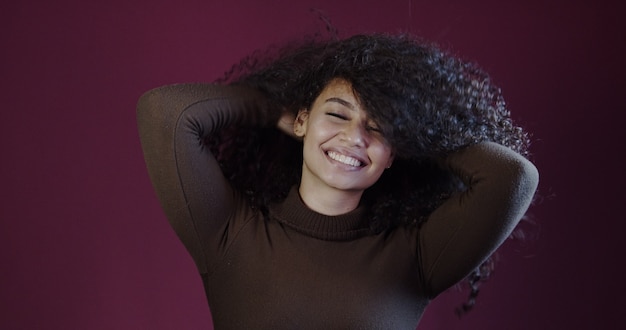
[366, 123, 381, 133]
[326, 112, 347, 120]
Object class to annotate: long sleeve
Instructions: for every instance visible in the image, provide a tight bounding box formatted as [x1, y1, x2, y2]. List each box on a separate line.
[416, 142, 539, 296]
[136, 83, 277, 275]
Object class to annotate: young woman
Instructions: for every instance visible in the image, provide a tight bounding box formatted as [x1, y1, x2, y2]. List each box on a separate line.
[137, 34, 539, 329]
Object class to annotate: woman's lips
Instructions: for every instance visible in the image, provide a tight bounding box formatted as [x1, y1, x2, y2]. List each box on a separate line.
[326, 150, 364, 167]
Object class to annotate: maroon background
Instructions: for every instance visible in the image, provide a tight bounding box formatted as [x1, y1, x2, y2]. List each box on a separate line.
[2, 0, 624, 329]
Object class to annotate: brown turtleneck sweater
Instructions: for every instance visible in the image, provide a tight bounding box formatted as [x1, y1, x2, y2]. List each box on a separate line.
[137, 84, 539, 329]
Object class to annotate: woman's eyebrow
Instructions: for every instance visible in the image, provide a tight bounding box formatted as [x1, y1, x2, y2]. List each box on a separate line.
[325, 97, 355, 110]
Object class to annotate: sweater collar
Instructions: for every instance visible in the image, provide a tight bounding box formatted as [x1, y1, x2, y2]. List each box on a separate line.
[269, 186, 372, 241]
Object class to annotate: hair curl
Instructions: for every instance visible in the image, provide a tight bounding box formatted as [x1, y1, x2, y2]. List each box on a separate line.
[210, 33, 531, 314]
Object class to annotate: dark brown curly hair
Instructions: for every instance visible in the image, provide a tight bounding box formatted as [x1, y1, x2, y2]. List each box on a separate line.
[210, 33, 531, 314]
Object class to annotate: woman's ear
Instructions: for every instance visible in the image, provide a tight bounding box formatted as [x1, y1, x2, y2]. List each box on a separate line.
[386, 152, 395, 169]
[293, 109, 309, 138]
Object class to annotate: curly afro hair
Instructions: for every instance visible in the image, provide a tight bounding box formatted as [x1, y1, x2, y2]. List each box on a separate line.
[214, 33, 529, 221]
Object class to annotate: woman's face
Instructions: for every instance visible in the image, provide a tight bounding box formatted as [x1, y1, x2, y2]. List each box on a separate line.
[295, 78, 394, 195]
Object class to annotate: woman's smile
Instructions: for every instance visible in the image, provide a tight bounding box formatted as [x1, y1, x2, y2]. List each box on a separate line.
[326, 150, 365, 168]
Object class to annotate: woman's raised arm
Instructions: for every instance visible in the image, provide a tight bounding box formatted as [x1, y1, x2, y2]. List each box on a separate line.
[417, 142, 539, 297]
[136, 83, 277, 274]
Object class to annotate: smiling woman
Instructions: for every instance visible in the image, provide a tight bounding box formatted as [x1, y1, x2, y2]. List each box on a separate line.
[294, 78, 395, 215]
[137, 33, 539, 329]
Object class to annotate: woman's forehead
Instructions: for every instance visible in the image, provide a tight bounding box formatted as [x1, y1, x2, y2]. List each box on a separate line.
[315, 78, 361, 108]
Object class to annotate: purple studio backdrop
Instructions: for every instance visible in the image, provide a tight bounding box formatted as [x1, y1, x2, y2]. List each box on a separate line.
[1, 0, 625, 329]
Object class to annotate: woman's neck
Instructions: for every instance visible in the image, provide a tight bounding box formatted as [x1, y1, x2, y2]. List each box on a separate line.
[298, 179, 363, 216]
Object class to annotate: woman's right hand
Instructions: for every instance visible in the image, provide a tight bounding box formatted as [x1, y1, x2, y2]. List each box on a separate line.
[277, 110, 299, 139]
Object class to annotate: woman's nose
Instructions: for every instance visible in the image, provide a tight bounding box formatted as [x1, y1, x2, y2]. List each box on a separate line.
[342, 123, 368, 147]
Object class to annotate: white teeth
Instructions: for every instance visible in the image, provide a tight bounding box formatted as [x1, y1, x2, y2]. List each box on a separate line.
[328, 151, 362, 167]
